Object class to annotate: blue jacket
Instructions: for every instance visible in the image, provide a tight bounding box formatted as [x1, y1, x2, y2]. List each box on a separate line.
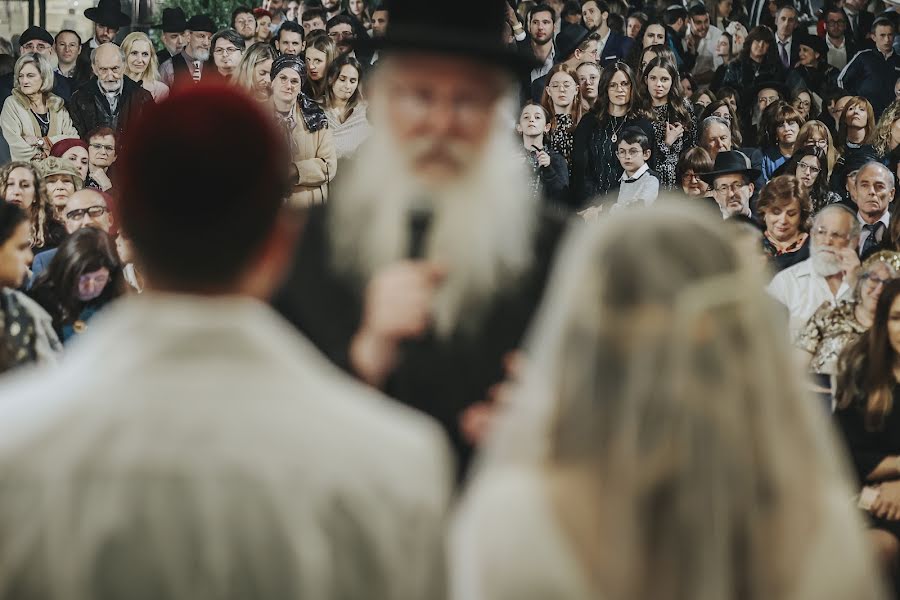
[28, 248, 57, 289]
[760, 146, 789, 182]
[599, 31, 634, 65]
[838, 48, 900, 117]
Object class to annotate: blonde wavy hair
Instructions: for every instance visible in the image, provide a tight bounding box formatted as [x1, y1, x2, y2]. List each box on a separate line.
[121, 32, 161, 84]
[872, 99, 900, 158]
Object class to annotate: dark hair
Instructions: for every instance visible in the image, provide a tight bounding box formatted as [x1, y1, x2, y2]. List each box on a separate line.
[759, 101, 804, 148]
[873, 16, 898, 33]
[617, 126, 651, 151]
[325, 54, 365, 117]
[607, 12, 625, 33]
[593, 61, 641, 124]
[29, 227, 125, 334]
[211, 28, 246, 54]
[740, 25, 775, 61]
[277, 20, 305, 43]
[86, 126, 117, 147]
[756, 174, 812, 232]
[688, 3, 709, 18]
[836, 278, 900, 430]
[0, 54, 14, 78]
[662, 6, 687, 25]
[302, 7, 327, 24]
[116, 86, 289, 291]
[528, 3, 557, 24]
[583, 0, 611, 13]
[676, 146, 713, 181]
[780, 146, 830, 210]
[327, 14, 355, 30]
[561, 1, 583, 19]
[231, 6, 254, 27]
[0, 202, 28, 248]
[640, 56, 692, 127]
[824, 5, 847, 24]
[54, 29, 82, 45]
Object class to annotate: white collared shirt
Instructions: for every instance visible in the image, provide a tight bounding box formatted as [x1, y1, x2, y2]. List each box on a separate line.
[857, 210, 891, 253]
[615, 163, 659, 210]
[596, 28, 611, 56]
[826, 35, 849, 69]
[776, 34, 792, 66]
[767, 257, 853, 340]
[530, 45, 555, 82]
[691, 24, 724, 76]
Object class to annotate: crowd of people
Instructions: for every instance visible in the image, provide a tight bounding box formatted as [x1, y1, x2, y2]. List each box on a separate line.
[0, 0, 900, 596]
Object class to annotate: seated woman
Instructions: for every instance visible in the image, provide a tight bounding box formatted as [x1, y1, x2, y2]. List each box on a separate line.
[777, 146, 841, 213]
[37, 155, 83, 220]
[454, 203, 884, 600]
[0, 161, 62, 251]
[269, 55, 337, 207]
[0, 53, 77, 162]
[759, 101, 805, 181]
[28, 227, 125, 343]
[323, 55, 371, 163]
[122, 32, 170, 102]
[835, 277, 900, 589]
[0, 202, 60, 373]
[676, 146, 717, 211]
[540, 64, 583, 177]
[756, 175, 812, 272]
[800, 251, 899, 394]
[49, 138, 89, 183]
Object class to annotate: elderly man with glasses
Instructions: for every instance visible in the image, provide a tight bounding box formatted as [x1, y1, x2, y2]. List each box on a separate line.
[769, 203, 862, 340]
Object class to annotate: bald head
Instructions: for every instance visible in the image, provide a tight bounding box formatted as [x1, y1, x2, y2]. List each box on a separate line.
[64, 189, 112, 234]
[92, 43, 125, 92]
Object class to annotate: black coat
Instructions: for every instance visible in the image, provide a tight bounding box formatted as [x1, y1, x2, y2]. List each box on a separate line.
[66, 76, 154, 144]
[272, 204, 566, 478]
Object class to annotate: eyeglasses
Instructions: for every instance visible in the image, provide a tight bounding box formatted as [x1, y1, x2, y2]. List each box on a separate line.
[807, 138, 828, 148]
[328, 31, 354, 39]
[616, 148, 644, 157]
[681, 172, 703, 182]
[89, 143, 114, 153]
[549, 82, 576, 91]
[214, 46, 241, 55]
[862, 273, 891, 287]
[66, 205, 108, 221]
[797, 162, 821, 175]
[794, 99, 811, 108]
[826, 19, 845, 24]
[713, 182, 747, 195]
[608, 80, 632, 90]
[812, 227, 851, 242]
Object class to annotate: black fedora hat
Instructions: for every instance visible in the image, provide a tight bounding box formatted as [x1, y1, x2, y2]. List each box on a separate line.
[701, 150, 762, 185]
[84, 0, 130, 28]
[796, 32, 827, 58]
[364, 0, 540, 72]
[555, 24, 589, 64]
[156, 7, 188, 33]
[186, 14, 217, 34]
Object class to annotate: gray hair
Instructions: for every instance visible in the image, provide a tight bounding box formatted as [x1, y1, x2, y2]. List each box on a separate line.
[13, 52, 54, 94]
[857, 161, 896, 189]
[699, 116, 730, 143]
[211, 28, 246, 53]
[90, 43, 126, 66]
[813, 202, 862, 240]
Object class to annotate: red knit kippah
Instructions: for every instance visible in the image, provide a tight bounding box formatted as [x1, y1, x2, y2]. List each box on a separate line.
[49, 137, 89, 158]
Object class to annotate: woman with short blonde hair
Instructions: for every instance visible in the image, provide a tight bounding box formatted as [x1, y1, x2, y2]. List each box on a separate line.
[122, 32, 169, 102]
[0, 53, 77, 162]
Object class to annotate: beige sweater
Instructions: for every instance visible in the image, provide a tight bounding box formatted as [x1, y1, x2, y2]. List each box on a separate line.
[287, 105, 338, 208]
[0, 90, 77, 162]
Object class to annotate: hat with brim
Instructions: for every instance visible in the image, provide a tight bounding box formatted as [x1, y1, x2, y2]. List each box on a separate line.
[701, 150, 762, 185]
[796, 32, 827, 59]
[358, 0, 541, 72]
[186, 14, 217, 33]
[156, 7, 188, 33]
[84, 0, 130, 28]
[37, 156, 84, 190]
[555, 24, 589, 64]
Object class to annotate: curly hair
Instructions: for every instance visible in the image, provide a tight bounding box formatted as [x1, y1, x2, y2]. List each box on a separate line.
[872, 99, 900, 158]
[755, 174, 812, 233]
[0, 161, 54, 250]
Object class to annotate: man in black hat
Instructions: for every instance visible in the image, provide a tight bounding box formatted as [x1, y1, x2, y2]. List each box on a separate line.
[157, 7, 189, 64]
[74, 0, 130, 85]
[0, 27, 73, 104]
[274, 0, 565, 479]
[529, 26, 598, 101]
[702, 149, 761, 219]
[159, 15, 216, 88]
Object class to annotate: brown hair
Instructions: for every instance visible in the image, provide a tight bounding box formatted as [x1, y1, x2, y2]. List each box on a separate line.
[756, 175, 812, 233]
[676, 146, 713, 181]
[837, 96, 876, 148]
[759, 101, 805, 148]
[540, 63, 584, 135]
[0, 161, 52, 249]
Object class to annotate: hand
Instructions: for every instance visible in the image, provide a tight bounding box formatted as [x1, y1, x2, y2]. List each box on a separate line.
[505, 1, 520, 27]
[578, 205, 603, 221]
[350, 261, 446, 385]
[664, 122, 684, 146]
[460, 352, 525, 446]
[837, 246, 861, 279]
[536, 150, 551, 168]
[89, 169, 112, 191]
[686, 34, 697, 54]
[871, 481, 900, 520]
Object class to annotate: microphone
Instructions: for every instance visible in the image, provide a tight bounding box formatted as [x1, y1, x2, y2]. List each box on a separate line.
[407, 199, 432, 259]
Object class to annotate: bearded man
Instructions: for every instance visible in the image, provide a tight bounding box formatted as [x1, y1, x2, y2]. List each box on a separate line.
[67, 43, 153, 147]
[768, 203, 861, 340]
[274, 0, 565, 477]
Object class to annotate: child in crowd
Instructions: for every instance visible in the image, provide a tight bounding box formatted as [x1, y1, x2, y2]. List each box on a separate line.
[612, 126, 659, 211]
[516, 101, 569, 210]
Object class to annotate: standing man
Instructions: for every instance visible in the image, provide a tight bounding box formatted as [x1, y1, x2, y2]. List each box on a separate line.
[688, 3, 722, 85]
[231, 6, 257, 47]
[824, 6, 857, 71]
[67, 44, 154, 146]
[663, 5, 696, 70]
[581, 0, 634, 64]
[74, 0, 130, 85]
[323, 0, 342, 20]
[855, 162, 895, 259]
[369, 1, 388, 64]
[274, 0, 565, 476]
[838, 17, 900, 117]
[773, 5, 800, 69]
[54, 30, 81, 79]
[156, 7, 189, 64]
[0, 85, 452, 600]
[843, 0, 875, 47]
[159, 15, 217, 88]
[275, 21, 305, 56]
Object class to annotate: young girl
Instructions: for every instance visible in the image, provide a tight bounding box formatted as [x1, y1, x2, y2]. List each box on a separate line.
[641, 56, 696, 190]
[540, 64, 583, 176]
[517, 101, 569, 210]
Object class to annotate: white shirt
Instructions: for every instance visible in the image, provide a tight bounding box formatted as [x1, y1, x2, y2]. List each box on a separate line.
[615, 163, 659, 210]
[690, 24, 724, 77]
[767, 257, 852, 340]
[596, 28, 611, 57]
[827, 35, 850, 69]
[0, 294, 452, 600]
[531, 44, 555, 82]
[857, 210, 891, 254]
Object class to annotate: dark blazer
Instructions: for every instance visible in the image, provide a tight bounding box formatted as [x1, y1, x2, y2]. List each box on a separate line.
[28, 248, 57, 289]
[66, 76, 154, 145]
[773, 33, 802, 69]
[599, 31, 634, 65]
[844, 9, 875, 48]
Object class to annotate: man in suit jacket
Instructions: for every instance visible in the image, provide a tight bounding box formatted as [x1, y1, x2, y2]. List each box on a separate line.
[774, 5, 802, 68]
[72, 0, 130, 86]
[581, 0, 634, 64]
[855, 162, 895, 260]
[824, 6, 858, 70]
[843, 0, 875, 48]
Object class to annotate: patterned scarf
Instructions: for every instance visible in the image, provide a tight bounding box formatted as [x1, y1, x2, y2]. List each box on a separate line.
[270, 55, 328, 133]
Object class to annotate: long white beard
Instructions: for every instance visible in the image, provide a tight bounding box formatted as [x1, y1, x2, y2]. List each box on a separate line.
[810, 243, 843, 277]
[193, 49, 210, 62]
[329, 95, 538, 338]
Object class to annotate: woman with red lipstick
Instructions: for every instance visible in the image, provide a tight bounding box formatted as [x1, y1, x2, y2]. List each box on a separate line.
[757, 174, 812, 272]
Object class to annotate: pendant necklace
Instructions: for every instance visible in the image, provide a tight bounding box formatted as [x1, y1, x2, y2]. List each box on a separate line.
[610, 115, 626, 143]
